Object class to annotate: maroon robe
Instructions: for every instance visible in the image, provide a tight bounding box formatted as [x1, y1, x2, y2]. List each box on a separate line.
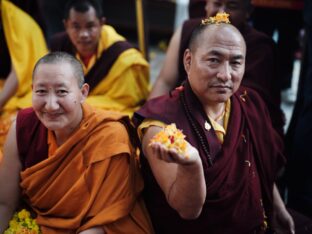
[177, 19, 285, 137]
[134, 81, 285, 234]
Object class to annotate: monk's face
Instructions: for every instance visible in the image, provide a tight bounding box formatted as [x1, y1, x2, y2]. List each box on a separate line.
[64, 6, 103, 58]
[184, 24, 246, 105]
[205, 0, 251, 29]
[32, 62, 89, 135]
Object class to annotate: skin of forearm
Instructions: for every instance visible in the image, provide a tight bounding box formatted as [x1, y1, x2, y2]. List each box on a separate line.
[273, 183, 286, 210]
[0, 68, 18, 108]
[168, 161, 206, 219]
[149, 78, 173, 99]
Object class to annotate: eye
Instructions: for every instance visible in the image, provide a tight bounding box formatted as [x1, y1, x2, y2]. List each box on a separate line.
[57, 89, 68, 96]
[231, 60, 243, 69]
[208, 57, 220, 64]
[71, 24, 80, 31]
[34, 89, 47, 95]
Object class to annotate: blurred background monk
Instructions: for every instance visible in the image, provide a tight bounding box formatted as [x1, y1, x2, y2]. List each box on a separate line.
[149, 0, 285, 137]
[0, 0, 48, 149]
[0, 52, 154, 233]
[50, 0, 150, 116]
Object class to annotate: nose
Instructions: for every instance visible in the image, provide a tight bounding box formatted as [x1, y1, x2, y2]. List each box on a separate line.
[217, 62, 231, 81]
[45, 93, 59, 111]
[78, 28, 89, 38]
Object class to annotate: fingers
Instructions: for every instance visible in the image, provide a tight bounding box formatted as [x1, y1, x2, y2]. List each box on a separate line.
[150, 142, 182, 163]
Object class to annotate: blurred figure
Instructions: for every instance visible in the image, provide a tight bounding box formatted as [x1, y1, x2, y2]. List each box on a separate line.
[50, 0, 150, 116]
[251, 0, 303, 101]
[285, 0, 312, 219]
[0, 0, 48, 148]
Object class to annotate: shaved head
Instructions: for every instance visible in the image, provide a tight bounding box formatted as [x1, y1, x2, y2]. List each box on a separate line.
[188, 23, 246, 55]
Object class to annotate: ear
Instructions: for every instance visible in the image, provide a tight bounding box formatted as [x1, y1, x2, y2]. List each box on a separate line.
[183, 48, 192, 75]
[80, 83, 89, 103]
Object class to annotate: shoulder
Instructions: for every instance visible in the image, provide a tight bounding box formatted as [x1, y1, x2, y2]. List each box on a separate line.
[16, 108, 38, 126]
[91, 109, 132, 144]
[83, 113, 134, 163]
[235, 86, 265, 105]
[234, 86, 272, 120]
[134, 89, 181, 126]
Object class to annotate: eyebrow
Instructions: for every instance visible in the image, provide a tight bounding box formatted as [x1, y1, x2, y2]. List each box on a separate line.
[209, 50, 245, 60]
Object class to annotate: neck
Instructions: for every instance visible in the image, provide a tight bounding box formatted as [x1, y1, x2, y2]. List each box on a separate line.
[204, 102, 226, 122]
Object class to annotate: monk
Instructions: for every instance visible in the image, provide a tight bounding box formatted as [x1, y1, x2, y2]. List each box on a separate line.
[0, 0, 48, 148]
[0, 52, 154, 233]
[134, 13, 294, 233]
[149, 0, 284, 137]
[50, 0, 150, 116]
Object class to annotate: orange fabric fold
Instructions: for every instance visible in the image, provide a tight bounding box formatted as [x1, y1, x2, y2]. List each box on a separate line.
[20, 104, 153, 233]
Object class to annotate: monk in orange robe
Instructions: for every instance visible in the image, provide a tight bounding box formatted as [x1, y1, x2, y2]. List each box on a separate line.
[0, 52, 153, 234]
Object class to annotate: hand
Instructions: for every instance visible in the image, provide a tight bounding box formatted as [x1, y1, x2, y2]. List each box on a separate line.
[272, 206, 295, 234]
[150, 141, 200, 165]
[79, 227, 104, 234]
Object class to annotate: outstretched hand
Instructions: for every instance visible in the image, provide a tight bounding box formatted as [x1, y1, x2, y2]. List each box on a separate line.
[149, 141, 200, 165]
[272, 205, 295, 234]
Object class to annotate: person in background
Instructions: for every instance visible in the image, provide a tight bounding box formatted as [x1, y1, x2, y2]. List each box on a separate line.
[0, 52, 154, 233]
[285, 0, 312, 219]
[50, 0, 150, 116]
[134, 13, 294, 234]
[149, 0, 285, 137]
[0, 0, 48, 148]
[251, 0, 303, 102]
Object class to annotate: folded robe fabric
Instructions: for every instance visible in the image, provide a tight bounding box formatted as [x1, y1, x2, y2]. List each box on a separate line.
[18, 104, 153, 233]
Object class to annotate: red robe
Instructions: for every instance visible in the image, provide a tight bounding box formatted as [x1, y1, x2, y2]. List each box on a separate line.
[134, 81, 285, 234]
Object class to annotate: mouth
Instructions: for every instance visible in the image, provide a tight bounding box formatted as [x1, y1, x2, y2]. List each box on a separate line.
[210, 84, 232, 90]
[78, 41, 92, 46]
[43, 112, 62, 120]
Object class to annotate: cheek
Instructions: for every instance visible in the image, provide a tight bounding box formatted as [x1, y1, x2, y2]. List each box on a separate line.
[32, 96, 43, 110]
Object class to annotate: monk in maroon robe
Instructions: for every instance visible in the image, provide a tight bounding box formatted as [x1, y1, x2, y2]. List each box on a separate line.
[150, 0, 284, 137]
[134, 14, 294, 234]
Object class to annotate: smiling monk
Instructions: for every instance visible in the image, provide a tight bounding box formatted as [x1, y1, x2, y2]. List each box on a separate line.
[0, 52, 153, 234]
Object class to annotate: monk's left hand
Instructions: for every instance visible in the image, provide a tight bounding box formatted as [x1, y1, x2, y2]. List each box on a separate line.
[78, 227, 105, 234]
[272, 206, 295, 234]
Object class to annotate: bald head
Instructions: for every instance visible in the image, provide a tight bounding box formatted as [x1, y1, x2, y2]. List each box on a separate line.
[188, 23, 246, 56]
[33, 52, 85, 88]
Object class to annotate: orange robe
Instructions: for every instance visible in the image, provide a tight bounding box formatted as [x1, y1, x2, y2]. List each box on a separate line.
[18, 104, 153, 233]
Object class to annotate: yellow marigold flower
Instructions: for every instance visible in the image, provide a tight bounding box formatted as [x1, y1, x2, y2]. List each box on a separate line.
[5, 209, 41, 234]
[17, 209, 31, 220]
[150, 123, 187, 157]
[201, 12, 231, 25]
